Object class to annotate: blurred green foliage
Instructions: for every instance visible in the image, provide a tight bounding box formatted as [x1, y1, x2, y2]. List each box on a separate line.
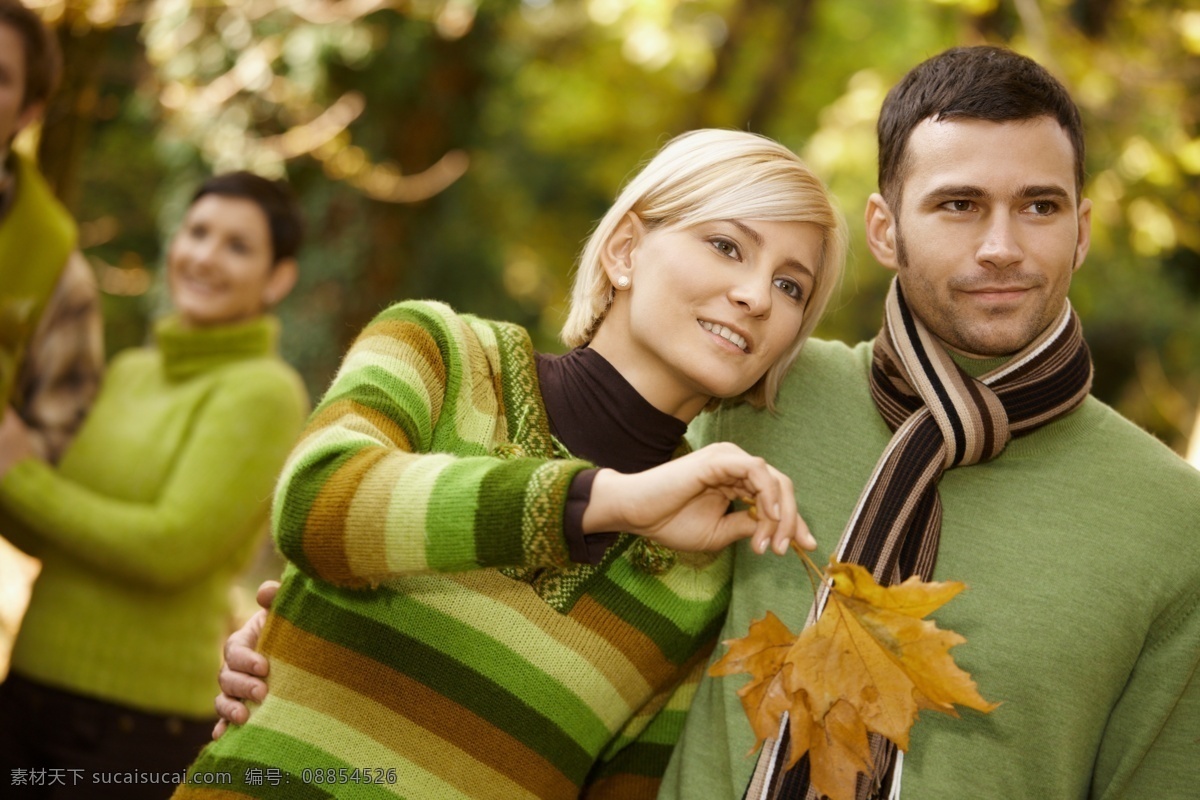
[28, 0, 1200, 454]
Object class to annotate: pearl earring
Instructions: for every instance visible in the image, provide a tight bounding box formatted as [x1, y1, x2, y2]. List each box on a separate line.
[616, 275, 630, 289]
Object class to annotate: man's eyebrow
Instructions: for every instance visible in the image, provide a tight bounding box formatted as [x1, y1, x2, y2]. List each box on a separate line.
[1017, 185, 1071, 200]
[923, 185, 988, 201]
[922, 184, 1071, 202]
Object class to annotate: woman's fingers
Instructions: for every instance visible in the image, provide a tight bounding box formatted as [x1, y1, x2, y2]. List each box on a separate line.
[590, 442, 818, 554]
[728, 457, 814, 555]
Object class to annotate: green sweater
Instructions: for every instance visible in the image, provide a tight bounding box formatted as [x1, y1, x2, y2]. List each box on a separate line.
[178, 300, 732, 799]
[0, 315, 307, 718]
[661, 337, 1200, 799]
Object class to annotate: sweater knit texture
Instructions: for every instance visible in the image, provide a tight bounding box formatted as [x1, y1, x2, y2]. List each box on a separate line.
[0, 314, 307, 717]
[0, 152, 101, 463]
[176, 300, 732, 800]
[661, 337, 1200, 800]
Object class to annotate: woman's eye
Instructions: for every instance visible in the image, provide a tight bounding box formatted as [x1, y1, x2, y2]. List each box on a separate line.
[711, 238, 740, 259]
[774, 277, 804, 301]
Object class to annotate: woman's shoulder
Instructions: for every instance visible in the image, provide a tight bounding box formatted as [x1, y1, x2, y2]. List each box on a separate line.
[360, 299, 533, 365]
[372, 299, 528, 335]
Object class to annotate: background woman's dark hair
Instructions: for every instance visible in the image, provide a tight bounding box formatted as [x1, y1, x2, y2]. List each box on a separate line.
[191, 171, 304, 264]
[0, 0, 62, 113]
[877, 45, 1086, 210]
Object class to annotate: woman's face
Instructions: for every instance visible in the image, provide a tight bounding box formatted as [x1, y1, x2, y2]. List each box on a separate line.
[168, 194, 279, 328]
[592, 217, 823, 421]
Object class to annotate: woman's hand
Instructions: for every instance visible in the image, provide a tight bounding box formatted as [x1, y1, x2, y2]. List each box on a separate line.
[0, 406, 38, 479]
[582, 442, 815, 555]
[212, 580, 279, 739]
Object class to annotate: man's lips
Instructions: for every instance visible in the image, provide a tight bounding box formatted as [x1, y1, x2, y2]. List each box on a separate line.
[958, 284, 1037, 303]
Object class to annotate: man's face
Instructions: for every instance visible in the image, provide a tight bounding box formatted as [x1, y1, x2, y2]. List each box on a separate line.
[0, 23, 38, 149]
[865, 116, 1091, 358]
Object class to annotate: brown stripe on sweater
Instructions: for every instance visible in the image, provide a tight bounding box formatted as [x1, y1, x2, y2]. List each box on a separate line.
[463, 327, 506, 426]
[306, 398, 414, 451]
[363, 317, 449, 421]
[302, 447, 390, 585]
[266, 615, 579, 799]
[585, 773, 662, 799]
[571, 594, 681, 689]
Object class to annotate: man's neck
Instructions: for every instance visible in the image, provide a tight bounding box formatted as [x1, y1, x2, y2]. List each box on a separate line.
[946, 350, 1013, 379]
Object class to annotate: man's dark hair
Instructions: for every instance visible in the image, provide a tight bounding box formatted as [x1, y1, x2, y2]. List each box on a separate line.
[0, 0, 61, 112]
[877, 45, 1085, 209]
[191, 171, 304, 265]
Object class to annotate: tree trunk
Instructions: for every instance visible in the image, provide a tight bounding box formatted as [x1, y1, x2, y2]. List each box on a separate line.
[744, 0, 818, 132]
[38, 22, 114, 213]
[685, 0, 766, 131]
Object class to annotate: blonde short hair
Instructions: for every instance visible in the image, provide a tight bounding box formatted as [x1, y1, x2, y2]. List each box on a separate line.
[561, 129, 847, 411]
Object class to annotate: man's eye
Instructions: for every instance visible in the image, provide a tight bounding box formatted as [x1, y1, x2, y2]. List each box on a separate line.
[946, 200, 974, 212]
[1029, 201, 1057, 215]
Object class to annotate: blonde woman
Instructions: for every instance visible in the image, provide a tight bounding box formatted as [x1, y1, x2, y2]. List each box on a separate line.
[181, 129, 846, 800]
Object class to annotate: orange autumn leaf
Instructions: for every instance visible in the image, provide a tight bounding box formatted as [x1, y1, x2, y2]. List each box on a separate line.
[710, 553, 999, 800]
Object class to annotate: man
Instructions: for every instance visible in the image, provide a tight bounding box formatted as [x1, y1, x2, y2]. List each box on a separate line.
[660, 46, 1200, 799]
[0, 0, 102, 462]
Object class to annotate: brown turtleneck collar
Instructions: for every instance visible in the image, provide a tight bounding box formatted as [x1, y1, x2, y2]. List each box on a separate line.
[536, 346, 686, 472]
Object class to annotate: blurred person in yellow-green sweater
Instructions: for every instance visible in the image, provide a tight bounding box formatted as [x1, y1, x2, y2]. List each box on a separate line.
[0, 0, 103, 713]
[0, 170, 308, 798]
[0, 0, 103, 470]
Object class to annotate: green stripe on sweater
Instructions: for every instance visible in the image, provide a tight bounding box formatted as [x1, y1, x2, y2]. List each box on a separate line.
[590, 566, 730, 664]
[474, 458, 545, 565]
[275, 582, 605, 780]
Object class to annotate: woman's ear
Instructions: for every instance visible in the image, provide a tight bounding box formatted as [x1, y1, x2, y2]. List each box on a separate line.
[600, 211, 643, 288]
[262, 259, 299, 308]
[865, 193, 900, 271]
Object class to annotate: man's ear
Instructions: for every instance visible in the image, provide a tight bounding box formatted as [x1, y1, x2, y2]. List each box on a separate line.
[600, 211, 643, 287]
[1072, 198, 1092, 273]
[865, 193, 900, 271]
[262, 258, 299, 308]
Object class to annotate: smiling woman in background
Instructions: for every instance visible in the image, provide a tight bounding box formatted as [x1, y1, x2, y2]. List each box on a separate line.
[0, 172, 309, 798]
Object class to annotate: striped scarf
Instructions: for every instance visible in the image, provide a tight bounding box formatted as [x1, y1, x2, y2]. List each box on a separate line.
[745, 279, 1093, 800]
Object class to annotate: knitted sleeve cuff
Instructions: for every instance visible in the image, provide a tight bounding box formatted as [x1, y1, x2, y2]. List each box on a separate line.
[564, 468, 619, 565]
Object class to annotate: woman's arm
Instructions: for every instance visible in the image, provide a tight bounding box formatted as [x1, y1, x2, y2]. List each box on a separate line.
[0, 367, 306, 591]
[275, 302, 813, 589]
[271, 302, 595, 587]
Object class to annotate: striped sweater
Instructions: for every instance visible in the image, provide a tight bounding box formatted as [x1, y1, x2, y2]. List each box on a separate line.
[177, 301, 732, 800]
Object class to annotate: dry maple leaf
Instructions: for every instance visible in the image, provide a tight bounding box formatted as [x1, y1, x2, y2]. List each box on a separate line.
[710, 550, 998, 800]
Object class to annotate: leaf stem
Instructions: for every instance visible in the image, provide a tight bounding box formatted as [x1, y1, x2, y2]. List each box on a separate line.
[790, 541, 831, 596]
